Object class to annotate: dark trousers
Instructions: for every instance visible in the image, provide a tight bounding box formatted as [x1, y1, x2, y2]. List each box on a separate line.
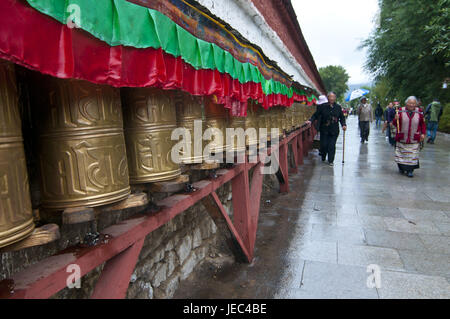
[320, 132, 339, 163]
[360, 121, 370, 141]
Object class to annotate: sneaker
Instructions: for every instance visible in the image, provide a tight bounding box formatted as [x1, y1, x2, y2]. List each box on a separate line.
[427, 138, 431, 143]
[407, 171, 414, 178]
[328, 162, 334, 166]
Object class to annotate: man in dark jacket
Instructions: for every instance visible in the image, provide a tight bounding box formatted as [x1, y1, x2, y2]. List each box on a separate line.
[384, 102, 396, 146]
[306, 92, 347, 166]
[375, 102, 384, 128]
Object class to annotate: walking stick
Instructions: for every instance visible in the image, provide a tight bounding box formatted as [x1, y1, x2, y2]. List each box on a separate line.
[342, 129, 346, 164]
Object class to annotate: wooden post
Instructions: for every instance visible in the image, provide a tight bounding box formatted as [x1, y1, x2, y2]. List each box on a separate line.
[248, 162, 264, 252]
[290, 136, 299, 174]
[201, 193, 250, 262]
[231, 163, 252, 258]
[297, 131, 304, 165]
[91, 238, 145, 299]
[279, 143, 289, 193]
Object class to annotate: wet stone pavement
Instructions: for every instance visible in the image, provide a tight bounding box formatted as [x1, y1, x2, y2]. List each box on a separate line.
[173, 116, 450, 299]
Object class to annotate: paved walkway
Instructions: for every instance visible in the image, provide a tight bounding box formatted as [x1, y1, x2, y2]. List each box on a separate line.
[174, 116, 450, 299]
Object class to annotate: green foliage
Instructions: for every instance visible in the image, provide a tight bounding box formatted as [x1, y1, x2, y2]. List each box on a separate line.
[318, 65, 350, 101]
[439, 103, 450, 133]
[362, 0, 450, 104]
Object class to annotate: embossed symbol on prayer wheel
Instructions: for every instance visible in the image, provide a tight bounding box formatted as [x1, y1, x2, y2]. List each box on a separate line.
[34, 77, 130, 209]
[204, 99, 230, 154]
[175, 92, 204, 164]
[0, 60, 34, 247]
[122, 88, 181, 183]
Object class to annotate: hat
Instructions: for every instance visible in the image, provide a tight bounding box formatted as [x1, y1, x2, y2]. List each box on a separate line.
[317, 95, 328, 105]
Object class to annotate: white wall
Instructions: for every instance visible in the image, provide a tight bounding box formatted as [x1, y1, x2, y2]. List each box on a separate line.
[196, 0, 319, 91]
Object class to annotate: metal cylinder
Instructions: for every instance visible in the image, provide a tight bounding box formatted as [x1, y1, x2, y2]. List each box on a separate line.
[174, 91, 204, 164]
[228, 115, 247, 153]
[268, 107, 280, 139]
[33, 77, 131, 209]
[244, 101, 259, 147]
[0, 60, 34, 247]
[286, 105, 295, 131]
[122, 88, 181, 183]
[204, 98, 230, 154]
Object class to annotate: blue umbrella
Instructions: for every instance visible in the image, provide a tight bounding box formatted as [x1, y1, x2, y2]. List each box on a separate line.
[345, 89, 370, 102]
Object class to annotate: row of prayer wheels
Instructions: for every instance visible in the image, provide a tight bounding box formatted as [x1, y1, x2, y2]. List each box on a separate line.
[0, 60, 314, 248]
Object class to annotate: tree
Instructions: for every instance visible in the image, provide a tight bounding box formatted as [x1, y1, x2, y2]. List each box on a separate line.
[318, 65, 350, 101]
[361, 0, 450, 104]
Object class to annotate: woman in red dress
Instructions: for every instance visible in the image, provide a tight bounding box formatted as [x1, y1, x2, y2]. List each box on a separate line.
[394, 96, 426, 178]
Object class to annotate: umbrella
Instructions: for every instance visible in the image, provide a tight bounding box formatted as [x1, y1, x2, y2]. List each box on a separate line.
[345, 89, 370, 102]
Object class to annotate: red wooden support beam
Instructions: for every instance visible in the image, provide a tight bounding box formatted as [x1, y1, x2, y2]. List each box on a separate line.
[279, 143, 289, 193]
[248, 162, 264, 253]
[231, 163, 252, 256]
[91, 238, 144, 299]
[297, 131, 304, 165]
[290, 136, 299, 174]
[201, 193, 251, 262]
[302, 130, 308, 157]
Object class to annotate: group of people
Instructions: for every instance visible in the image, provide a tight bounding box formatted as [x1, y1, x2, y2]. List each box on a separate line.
[306, 92, 444, 178]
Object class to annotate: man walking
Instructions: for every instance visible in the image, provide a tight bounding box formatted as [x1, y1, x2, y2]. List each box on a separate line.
[306, 92, 347, 166]
[358, 97, 373, 143]
[384, 102, 396, 146]
[425, 98, 444, 144]
[375, 102, 383, 128]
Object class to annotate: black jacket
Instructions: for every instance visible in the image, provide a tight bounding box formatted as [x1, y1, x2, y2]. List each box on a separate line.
[310, 103, 346, 135]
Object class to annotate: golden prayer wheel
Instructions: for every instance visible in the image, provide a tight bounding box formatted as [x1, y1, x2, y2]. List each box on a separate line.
[32, 77, 131, 209]
[277, 106, 286, 135]
[204, 98, 230, 154]
[122, 88, 181, 183]
[228, 115, 247, 153]
[268, 107, 281, 139]
[294, 102, 304, 128]
[0, 61, 35, 248]
[174, 91, 204, 164]
[256, 106, 270, 143]
[244, 101, 259, 147]
[285, 105, 295, 131]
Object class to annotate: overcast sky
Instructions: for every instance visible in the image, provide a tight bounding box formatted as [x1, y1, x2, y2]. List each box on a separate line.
[292, 0, 379, 85]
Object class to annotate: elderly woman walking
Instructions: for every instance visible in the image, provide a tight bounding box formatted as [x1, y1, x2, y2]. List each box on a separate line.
[394, 96, 426, 178]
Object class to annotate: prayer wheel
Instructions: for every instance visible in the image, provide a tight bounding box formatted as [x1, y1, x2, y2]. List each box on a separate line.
[268, 107, 281, 139]
[204, 99, 230, 154]
[294, 102, 303, 128]
[122, 88, 181, 183]
[174, 91, 204, 164]
[244, 101, 259, 147]
[256, 106, 270, 143]
[33, 77, 130, 209]
[228, 115, 247, 153]
[0, 61, 34, 248]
